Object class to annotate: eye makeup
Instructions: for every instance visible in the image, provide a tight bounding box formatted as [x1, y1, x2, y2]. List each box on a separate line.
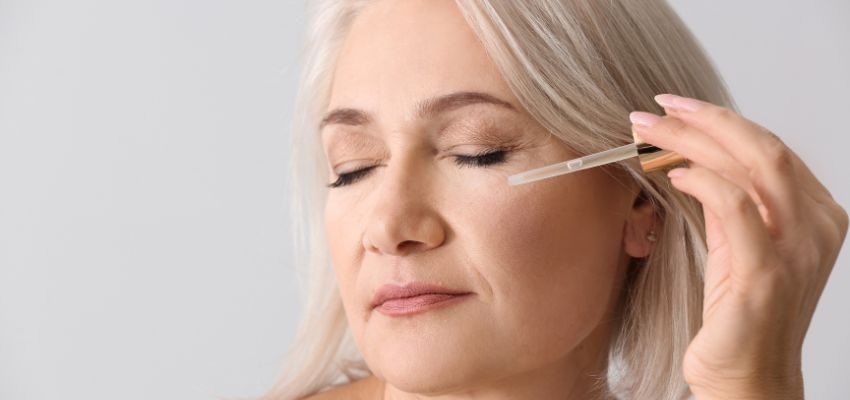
[434, 111, 528, 149]
[452, 147, 509, 168]
[325, 113, 531, 188]
[328, 164, 380, 188]
[326, 146, 513, 188]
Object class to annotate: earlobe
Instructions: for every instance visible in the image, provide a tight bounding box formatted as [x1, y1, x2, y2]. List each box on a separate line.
[623, 192, 658, 258]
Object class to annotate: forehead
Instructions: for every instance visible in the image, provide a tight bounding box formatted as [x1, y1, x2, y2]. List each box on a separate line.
[328, 0, 516, 114]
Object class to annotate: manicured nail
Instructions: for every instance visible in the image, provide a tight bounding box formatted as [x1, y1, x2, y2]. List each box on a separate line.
[629, 111, 661, 127]
[667, 168, 686, 178]
[654, 94, 705, 112]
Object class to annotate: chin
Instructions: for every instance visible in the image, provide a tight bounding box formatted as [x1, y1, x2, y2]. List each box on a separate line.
[376, 356, 496, 396]
[366, 335, 503, 395]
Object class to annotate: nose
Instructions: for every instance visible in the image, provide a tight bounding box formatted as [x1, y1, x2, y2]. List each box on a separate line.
[362, 159, 446, 256]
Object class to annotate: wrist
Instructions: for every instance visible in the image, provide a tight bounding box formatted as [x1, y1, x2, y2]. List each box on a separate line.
[688, 370, 805, 400]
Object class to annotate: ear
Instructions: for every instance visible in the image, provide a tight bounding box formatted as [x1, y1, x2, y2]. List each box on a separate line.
[622, 191, 658, 258]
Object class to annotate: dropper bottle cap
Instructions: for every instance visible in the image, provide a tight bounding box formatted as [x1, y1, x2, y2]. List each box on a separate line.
[632, 128, 689, 172]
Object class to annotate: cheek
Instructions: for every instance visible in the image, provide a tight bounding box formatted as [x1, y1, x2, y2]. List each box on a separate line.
[325, 194, 381, 350]
[454, 172, 626, 350]
[324, 196, 361, 310]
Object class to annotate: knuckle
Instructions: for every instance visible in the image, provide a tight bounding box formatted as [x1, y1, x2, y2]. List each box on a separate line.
[708, 106, 737, 124]
[763, 132, 793, 170]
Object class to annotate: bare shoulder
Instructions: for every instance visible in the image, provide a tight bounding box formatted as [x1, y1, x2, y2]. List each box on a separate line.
[299, 375, 383, 400]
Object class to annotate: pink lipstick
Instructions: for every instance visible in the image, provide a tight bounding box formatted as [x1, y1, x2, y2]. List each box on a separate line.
[371, 282, 472, 317]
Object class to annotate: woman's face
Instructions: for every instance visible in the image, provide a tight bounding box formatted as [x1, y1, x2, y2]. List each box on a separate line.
[321, 0, 651, 395]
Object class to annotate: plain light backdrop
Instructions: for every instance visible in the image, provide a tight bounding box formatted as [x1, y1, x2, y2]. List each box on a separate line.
[0, 1, 847, 399]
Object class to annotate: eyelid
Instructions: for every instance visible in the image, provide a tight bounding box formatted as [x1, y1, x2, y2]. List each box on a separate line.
[333, 159, 382, 175]
[328, 149, 510, 188]
[324, 135, 388, 168]
[448, 142, 512, 153]
[446, 119, 524, 140]
[449, 141, 524, 156]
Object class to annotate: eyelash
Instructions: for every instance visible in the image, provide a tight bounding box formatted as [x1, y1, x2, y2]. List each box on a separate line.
[327, 148, 510, 188]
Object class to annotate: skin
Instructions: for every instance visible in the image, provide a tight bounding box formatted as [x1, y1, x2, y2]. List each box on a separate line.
[318, 1, 653, 399]
[315, 1, 848, 399]
[633, 97, 847, 399]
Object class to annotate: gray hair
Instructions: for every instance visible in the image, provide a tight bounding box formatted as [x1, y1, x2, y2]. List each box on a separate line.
[261, 1, 735, 399]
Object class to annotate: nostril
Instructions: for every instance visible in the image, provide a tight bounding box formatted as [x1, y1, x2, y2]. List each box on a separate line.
[396, 240, 425, 254]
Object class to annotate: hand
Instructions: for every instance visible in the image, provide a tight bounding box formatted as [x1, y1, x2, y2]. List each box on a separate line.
[629, 94, 848, 400]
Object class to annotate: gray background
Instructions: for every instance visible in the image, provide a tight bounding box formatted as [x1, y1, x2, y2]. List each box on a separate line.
[0, 1, 847, 399]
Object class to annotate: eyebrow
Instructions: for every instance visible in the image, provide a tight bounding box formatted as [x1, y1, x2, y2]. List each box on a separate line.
[318, 91, 516, 132]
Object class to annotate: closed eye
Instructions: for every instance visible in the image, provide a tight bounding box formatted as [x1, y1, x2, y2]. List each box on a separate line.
[327, 149, 510, 188]
[327, 165, 379, 188]
[452, 148, 508, 168]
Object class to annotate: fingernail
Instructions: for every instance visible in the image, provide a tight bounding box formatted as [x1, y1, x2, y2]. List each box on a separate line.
[629, 111, 662, 128]
[654, 94, 705, 112]
[667, 168, 686, 178]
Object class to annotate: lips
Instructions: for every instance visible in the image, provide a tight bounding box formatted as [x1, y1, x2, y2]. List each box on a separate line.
[370, 282, 472, 310]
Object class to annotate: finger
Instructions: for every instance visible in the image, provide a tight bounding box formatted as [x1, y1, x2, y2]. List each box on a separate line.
[667, 164, 777, 279]
[655, 95, 842, 240]
[630, 112, 765, 209]
[653, 94, 802, 232]
[631, 112, 775, 226]
[664, 104, 832, 206]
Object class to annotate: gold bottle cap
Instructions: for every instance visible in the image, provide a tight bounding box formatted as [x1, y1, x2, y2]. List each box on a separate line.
[632, 128, 689, 172]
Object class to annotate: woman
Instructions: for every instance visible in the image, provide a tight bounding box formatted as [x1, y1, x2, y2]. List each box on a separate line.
[262, 1, 847, 399]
